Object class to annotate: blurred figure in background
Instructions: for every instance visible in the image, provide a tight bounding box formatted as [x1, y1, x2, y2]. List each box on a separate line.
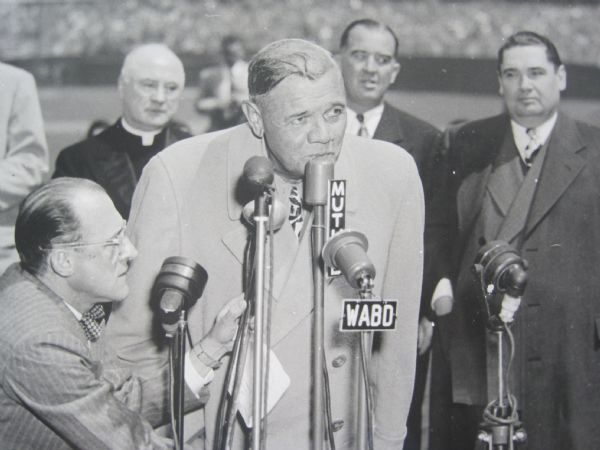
[53, 43, 190, 220]
[338, 19, 443, 450]
[195, 35, 249, 131]
[0, 61, 49, 274]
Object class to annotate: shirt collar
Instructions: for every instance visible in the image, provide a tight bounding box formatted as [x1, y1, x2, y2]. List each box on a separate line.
[345, 104, 385, 137]
[63, 301, 83, 320]
[121, 118, 163, 146]
[511, 112, 558, 159]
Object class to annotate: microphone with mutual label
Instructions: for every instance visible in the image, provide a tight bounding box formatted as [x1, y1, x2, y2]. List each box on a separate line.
[155, 256, 208, 336]
[322, 230, 376, 290]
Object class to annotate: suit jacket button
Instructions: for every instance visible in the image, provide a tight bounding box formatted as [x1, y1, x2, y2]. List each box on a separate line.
[332, 355, 347, 368]
[331, 419, 344, 432]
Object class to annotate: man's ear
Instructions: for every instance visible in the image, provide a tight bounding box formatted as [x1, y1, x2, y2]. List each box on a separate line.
[390, 60, 401, 84]
[242, 100, 265, 138]
[117, 74, 126, 100]
[49, 250, 75, 278]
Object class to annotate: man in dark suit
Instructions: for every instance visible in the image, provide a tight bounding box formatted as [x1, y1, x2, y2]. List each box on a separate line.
[0, 177, 245, 449]
[429, 31, 600, 450]
[53, 44, 191, 219]
[338, 19, 443, 449]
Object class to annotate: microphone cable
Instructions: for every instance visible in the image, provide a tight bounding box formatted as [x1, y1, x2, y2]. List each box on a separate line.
[482, 322, 519, 427]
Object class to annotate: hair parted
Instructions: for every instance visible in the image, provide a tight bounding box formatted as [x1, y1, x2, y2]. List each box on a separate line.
[498, 31, 562, 71]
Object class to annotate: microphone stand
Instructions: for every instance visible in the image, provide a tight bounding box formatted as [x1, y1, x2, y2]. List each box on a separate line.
[357, 276, 375, 450]
[305, 158, 334, 450]
[167, 309, 188, 450]
[311, 200, 326, 450]
[252, 189, 269, 450]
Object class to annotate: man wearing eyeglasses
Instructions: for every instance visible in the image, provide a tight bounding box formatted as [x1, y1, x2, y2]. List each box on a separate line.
[0, 177, 245, 449]
[338, 19, 443, 450]
[53, 44, 191, 220]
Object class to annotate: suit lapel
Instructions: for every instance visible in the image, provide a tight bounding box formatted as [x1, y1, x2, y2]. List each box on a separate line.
[524, 114, 586, 237]
[373, 102, 405, 146]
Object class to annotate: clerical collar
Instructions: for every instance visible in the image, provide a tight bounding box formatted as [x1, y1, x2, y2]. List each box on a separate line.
[511, 112, 558, 158]
[121, 118, 162, 146]
[345, 104, 385, 137]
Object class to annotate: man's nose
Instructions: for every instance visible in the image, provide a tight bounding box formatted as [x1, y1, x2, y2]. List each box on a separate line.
[519, 74, 533, 90]
[120, 236, 138, 262]
[364, 55, 378, 72]
[151, 84, 167, 102]
[308, 119, 333, 144]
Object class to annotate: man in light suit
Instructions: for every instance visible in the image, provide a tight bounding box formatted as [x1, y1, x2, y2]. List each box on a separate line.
[338, 19, 443, 449]
[106, 39, 424, 449]
[0, 178, 245, 449]
[429, 31, 600, 450]
[0, 62, 49, 274]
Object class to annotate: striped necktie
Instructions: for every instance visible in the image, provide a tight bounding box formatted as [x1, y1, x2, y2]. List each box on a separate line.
[524, 128, 542, 167]
[288, 186, 303, 238]
[357, 113, 369, 138]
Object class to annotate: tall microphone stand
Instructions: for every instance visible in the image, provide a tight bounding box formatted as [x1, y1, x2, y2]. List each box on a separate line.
[305, 158, 334, 450]
[252, 190, 269, 450]
[473, 241, 529, 450]
[356, 276, 375, 450]
[169, 310, 188, 450]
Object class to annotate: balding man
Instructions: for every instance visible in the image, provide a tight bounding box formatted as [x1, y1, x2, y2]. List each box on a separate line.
[53, 43, 190, 219]
[0, 178, 245, 449]
[107, 38, 424, 449]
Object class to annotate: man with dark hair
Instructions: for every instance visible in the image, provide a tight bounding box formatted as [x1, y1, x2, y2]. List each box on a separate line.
[53, 44, 191, 219]
[338, 19, 443, 450]
[107, 38, 424, 449]
[0, 177, 245, 449]
[195, 34, 249, 131]
[429, 31, 600, 450]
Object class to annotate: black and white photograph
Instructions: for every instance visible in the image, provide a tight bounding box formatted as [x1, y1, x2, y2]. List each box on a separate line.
[2, 1, 600, 449]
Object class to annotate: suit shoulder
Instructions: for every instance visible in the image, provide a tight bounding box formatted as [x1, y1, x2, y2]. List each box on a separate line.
[345, 134, 418, 176]
[389, 106, 441, 134]
[0, 62, 35, 85]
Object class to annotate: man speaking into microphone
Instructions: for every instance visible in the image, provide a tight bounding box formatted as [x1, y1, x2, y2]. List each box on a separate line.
[106, 38, 424, 449]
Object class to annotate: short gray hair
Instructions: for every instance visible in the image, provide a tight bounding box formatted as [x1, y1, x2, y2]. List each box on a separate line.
[248, 39, 338, 99]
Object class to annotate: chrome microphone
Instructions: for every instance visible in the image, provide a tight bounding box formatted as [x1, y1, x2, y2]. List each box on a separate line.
[322, 230, 376, 290]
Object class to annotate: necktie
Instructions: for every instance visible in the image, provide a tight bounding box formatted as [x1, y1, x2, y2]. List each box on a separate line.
[357, 113, 369, 138]
[288, 186, 304, 238]
[80, 304, 106, 342]
[524, 128, 542, 167]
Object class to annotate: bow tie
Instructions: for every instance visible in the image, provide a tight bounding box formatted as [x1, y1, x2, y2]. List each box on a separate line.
[79, 304, 106, 342]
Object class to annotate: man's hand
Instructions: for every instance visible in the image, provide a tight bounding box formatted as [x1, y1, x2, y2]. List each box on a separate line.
[196, 297, 247, 363]
[417, 317, 435, 355]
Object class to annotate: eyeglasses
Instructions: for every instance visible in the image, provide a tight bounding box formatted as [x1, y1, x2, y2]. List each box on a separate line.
[42, 221, 127, 251]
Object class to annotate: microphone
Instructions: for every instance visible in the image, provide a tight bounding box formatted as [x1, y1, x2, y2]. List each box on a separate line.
[242, 198, 287, 231]
[473, 241, 528, 325]
[155, 257, 208, 336]
[243, 156, 274, 189]
[304, 157, 334, 206]
[322, 230, 376, 290]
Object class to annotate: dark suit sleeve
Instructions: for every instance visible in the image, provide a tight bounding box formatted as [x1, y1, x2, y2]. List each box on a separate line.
[4, 331, 205, 449]
[53, 145, 87, 179]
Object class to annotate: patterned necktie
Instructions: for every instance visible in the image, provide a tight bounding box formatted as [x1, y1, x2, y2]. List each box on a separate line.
[524, 128, 542, 167]
[80, 304, 106, 342]
[288, 186, 304, 238]
[357, 113, 369, 138]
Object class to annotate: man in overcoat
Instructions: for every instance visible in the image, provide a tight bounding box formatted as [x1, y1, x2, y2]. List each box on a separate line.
[106, 38, 424, 449]
[429, 31, 600, 450]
